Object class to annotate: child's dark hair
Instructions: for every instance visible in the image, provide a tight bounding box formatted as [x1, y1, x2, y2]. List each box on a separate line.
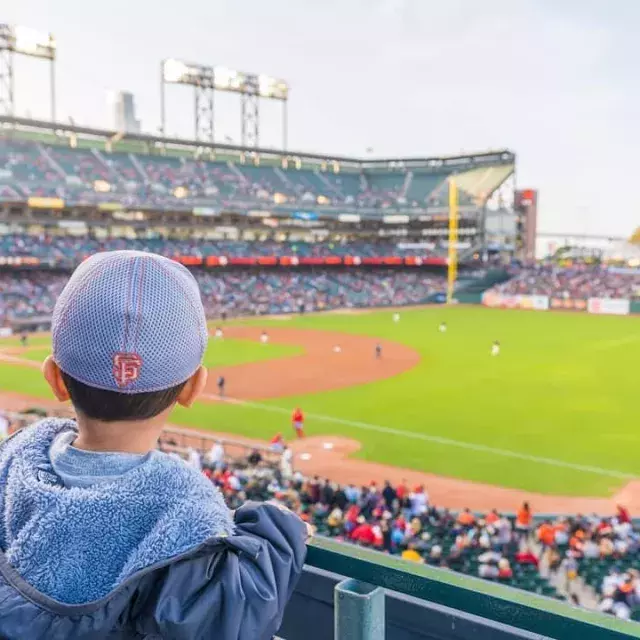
[60, 371, 186, 422]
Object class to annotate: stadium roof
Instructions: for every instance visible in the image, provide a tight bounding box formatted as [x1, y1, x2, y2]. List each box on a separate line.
[0, 115, 515, 171]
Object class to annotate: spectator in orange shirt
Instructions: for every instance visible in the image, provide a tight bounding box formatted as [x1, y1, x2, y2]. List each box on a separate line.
[537, 520, 555, 548]
[486, 509, 500, 525]
[569, 530, 585, 555]
[516, 502, 532, 532]
[457, 508, 476, 527]
[291, 407, 305, 438]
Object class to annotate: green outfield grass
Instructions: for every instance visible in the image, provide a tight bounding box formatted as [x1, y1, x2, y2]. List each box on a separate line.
[1, 306, 638, 496]
[7, 337, 300, 368]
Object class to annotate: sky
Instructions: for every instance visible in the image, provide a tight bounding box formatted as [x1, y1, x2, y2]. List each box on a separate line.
[5, 0, 640, 237]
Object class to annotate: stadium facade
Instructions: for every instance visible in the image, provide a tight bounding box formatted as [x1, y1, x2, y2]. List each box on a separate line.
[0, 116, 529, 263]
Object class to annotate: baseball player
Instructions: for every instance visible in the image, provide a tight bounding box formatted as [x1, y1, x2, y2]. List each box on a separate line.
[491, 341, 501, 357]
[375, 343, 382, 359]
[291, 407, 305, 438]
[260, 331, 269, 345]
[214, 327, 224, 340]
[217, 375, 226, 397]
[439, 322, 447, 333]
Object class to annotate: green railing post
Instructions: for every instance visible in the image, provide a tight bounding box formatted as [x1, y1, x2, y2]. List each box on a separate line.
[335, 578, 385, 640]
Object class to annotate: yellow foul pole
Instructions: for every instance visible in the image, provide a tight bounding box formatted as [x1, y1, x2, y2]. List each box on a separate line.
[447, 177, 459, 304]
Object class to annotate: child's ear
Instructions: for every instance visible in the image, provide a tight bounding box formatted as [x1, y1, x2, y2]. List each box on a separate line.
[177, 366, 208, 408]
[42, 356, 71, 402]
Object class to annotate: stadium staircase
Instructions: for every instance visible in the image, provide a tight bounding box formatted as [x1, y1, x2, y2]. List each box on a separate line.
[37, 143, 66, 179]
[315, 169, 344, 198]
[128, 152, 149, 182]
[400, 171, 413, 200]
[274, 166, 295, 191]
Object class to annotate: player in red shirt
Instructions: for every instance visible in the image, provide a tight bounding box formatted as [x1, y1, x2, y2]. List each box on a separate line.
[291, 407, 305, 438]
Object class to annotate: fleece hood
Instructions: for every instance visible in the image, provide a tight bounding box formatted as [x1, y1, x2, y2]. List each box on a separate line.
[0, 418, 234, 604]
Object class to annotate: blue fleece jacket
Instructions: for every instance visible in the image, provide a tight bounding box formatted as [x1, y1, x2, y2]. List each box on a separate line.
[0, 418, 234, 604]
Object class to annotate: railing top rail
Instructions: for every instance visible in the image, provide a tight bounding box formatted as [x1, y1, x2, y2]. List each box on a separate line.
[161, 425, 276, 455]
[306, 537, 640, 640]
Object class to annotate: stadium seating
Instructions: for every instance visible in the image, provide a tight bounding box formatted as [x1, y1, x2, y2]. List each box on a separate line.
[0, 268, 446, 324]
[0, 134, 511, 211]
[320, 171, 362, 200]
[5, 406, 640, 635]
[406, 172, 445, 204]
[489, 264, 640, 301]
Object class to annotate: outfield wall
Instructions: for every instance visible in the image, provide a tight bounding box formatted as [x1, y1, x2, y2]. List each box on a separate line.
[482, 293, 638, 315]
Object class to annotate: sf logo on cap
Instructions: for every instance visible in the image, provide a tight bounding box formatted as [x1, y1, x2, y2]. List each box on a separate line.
[113, 352, 143, 388]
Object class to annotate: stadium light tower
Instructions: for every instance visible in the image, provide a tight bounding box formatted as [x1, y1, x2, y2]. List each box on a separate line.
[160, 58, 289, 148]
[0, 24, 57, 121]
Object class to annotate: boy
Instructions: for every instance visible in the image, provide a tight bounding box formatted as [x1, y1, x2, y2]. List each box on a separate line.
[0, 251, 308, 640]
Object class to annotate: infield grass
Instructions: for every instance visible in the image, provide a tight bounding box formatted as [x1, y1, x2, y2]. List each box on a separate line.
[1, 306, 638, 496]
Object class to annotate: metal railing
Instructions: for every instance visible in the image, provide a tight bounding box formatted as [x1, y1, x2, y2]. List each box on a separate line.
[293, 537, 640, 640]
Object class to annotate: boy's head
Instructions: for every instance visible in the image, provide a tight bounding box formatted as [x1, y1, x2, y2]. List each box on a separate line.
[43, 250, 208, 422]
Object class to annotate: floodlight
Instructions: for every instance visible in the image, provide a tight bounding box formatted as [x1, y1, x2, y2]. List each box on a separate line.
[160, 56, 289, 147]
[0, 23, 57, 120]
[163, 58, 190, 83]
[12, 25, 56, 59]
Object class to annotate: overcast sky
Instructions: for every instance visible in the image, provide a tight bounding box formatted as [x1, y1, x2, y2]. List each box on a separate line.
[5, 0, 639, 237]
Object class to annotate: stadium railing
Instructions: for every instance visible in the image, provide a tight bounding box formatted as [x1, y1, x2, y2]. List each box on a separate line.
[279, 537, 640, 640]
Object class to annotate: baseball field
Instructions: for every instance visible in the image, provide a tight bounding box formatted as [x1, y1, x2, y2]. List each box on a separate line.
[1, 305, 638, 506]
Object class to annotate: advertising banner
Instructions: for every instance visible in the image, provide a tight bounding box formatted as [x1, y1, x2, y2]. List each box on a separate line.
[587, 298, 630, 316]
[550, 297, 587, 311]
[482, 293, 549, 311]
[531, 295, 550, 311]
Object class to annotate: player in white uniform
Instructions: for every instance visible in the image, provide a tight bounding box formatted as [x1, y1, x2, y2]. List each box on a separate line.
[491, 340, 501, 356]
[333, 345, 342, 353]
[439, 322, 447, 333]
[260, 331, 269, 344]
[392, 312, 400, 323]
[214, 327, 224, 340]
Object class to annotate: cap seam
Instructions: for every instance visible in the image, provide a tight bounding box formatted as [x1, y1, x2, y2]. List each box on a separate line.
[156, 260, 207, 358]
[121, 256, 136, 352]
[132, 257, 147, 353]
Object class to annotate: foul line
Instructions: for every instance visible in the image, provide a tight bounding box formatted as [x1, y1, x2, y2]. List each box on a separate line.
[202, 393, 635, 480]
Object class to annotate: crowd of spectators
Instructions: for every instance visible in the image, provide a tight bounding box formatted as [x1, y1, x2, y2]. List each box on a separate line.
[4, 408, 639, 621]
[156, 434, 640, 619]
[492, 263, 639, 301]
[0, 234, 444, 268]
[0, 272, 66, 326]
[0, 268, 445, 324]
